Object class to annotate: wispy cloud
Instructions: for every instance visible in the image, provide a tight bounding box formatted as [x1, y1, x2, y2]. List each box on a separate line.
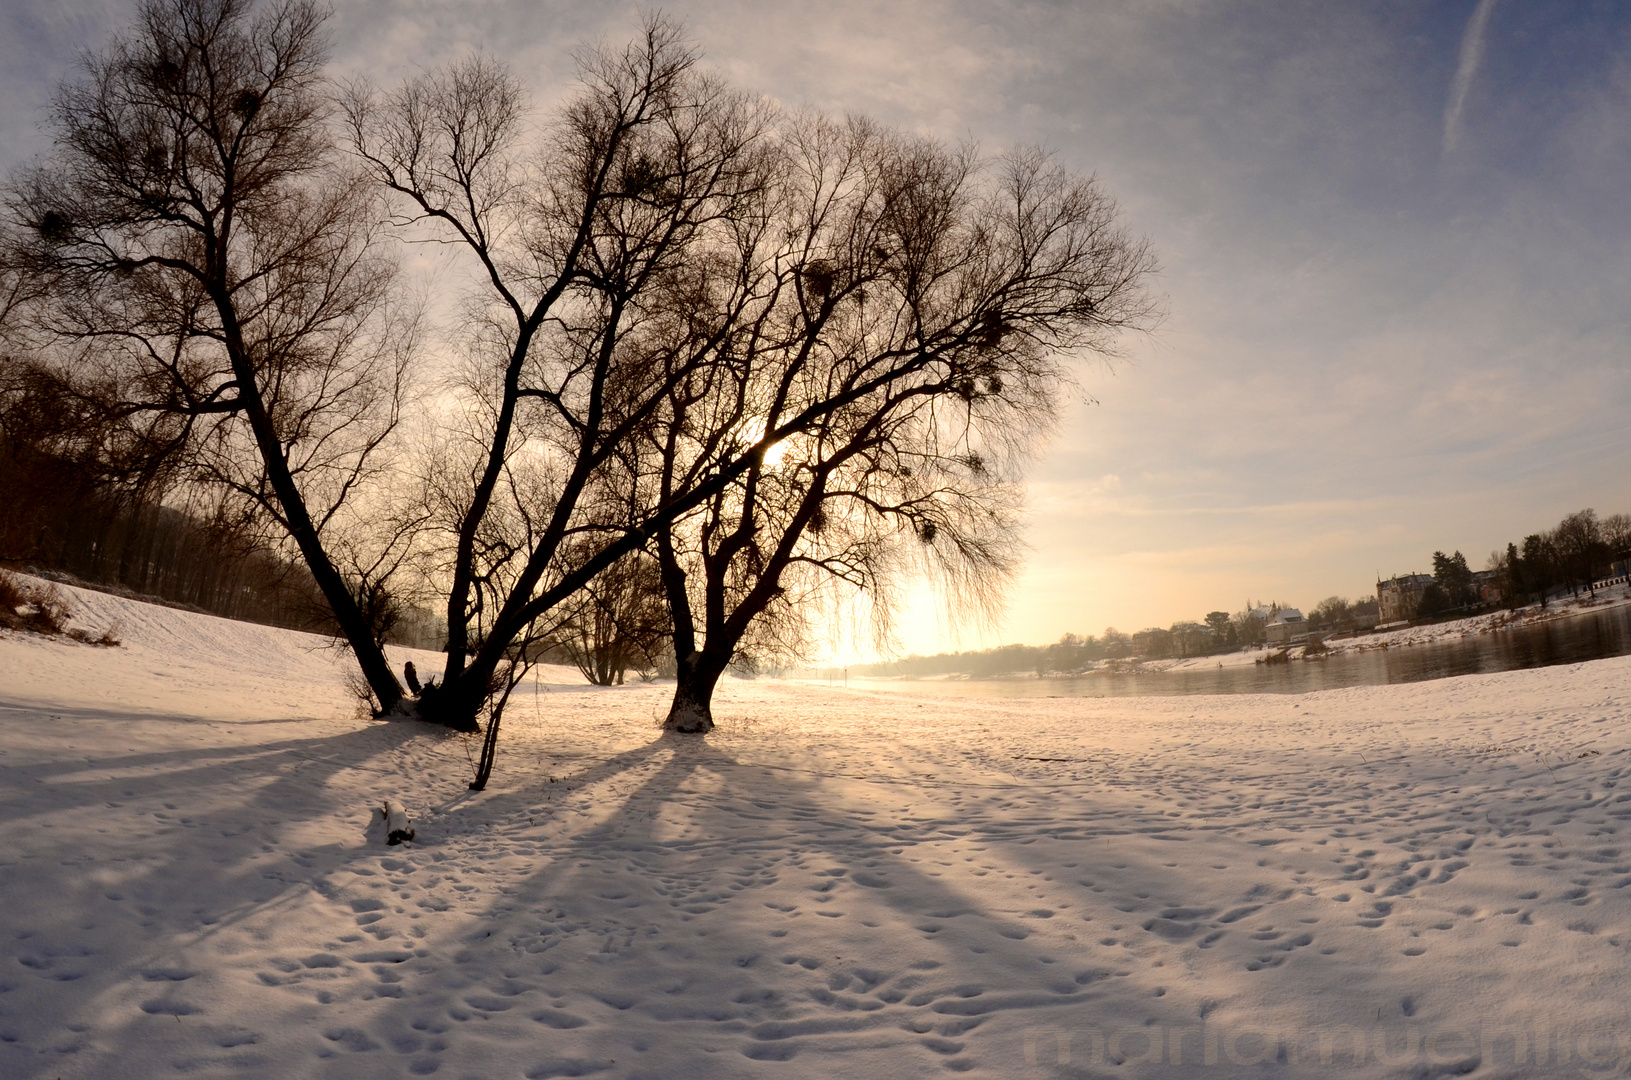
[1443, 0, 1499, 156]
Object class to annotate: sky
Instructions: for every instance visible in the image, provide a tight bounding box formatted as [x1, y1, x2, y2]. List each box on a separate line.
[4, 0, 1630, 659]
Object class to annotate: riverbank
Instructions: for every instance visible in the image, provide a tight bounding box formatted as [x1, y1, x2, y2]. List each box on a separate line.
[1328, 583, 1631, 653]
[1133, 583, 1631, 674]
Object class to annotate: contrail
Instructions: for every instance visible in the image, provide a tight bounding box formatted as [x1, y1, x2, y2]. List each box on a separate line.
[1443, 0, 1499, 156]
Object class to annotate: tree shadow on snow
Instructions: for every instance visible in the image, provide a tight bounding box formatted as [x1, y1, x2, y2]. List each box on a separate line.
[329, 730, 1221, 1078]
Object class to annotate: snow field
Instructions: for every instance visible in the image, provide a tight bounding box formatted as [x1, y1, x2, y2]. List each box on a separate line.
[3, 580, 1631, 1077]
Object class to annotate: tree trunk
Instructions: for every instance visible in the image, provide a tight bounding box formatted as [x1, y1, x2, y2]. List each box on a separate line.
[416, 666, 485, 733]
[664, 650, 729, 733]
[212, 296, 407, 717]
[469, 707, 502, 790]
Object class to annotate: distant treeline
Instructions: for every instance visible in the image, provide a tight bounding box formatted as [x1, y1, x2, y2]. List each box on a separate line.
[1464, 508, 1629, 615]
[0, 367, 442, 646]
[856, 507, 1631, 678]
[849, 599, 1375, 678]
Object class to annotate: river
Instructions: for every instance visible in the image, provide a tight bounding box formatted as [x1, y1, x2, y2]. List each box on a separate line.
[844, 602, 1631, 699]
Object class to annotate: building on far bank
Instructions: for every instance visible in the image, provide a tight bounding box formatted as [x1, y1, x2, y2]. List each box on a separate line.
[1265, 607, 1309, 645]
[1377, 573, 1434, 624]
[1471, 569, 1504, 605]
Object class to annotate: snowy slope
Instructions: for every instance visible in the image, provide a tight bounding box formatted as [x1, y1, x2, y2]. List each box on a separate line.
[4, 579, 1631, 1077]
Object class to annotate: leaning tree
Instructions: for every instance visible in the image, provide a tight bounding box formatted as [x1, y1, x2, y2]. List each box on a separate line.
[6, 0, 416, 710]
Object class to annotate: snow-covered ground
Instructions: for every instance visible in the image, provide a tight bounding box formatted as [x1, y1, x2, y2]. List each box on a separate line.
[5, 580, 1631, 1078]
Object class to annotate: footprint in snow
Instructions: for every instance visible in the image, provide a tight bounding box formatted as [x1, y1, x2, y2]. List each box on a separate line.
[322, 1026, 380, 1052]
[140, 999, 196, 1015]
[140, 967, 196, 981]
[524, 1057, 616, 1077]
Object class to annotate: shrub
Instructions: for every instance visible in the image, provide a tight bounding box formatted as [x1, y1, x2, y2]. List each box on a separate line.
[0, 570, 114, 644]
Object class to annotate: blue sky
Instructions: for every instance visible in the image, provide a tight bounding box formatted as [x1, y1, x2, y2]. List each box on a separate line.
[5, 0, 1630, 656]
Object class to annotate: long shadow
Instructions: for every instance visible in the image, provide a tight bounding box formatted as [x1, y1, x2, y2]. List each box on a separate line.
[6, 673, 1530, 1080]
[427, 733, 680, 823]
[0, 696, 468, 968]
[319, 731, 1226, 1079]
[6, 705, 1353, 1078]
[0, 698, 337, 725]
[0, 728, 688, 1080]
[0, 706, 422, 829]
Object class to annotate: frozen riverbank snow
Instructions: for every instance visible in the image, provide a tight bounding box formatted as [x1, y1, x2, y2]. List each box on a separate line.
[4, 581, 1631, 1077]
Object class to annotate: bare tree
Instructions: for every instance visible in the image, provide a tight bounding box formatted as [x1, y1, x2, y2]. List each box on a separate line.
[552, 550, 670, 686]
[348, 23, 1152, 774]
[1310, 595, 1353, 630]
[347, 20, 781, 763]
[643, 118, 1159, 732]
[1521, 532, 1558, 606]
[1554, 509, 1605, 597]
[1603, 513, 1631, 570]
[1232, 606, 1269, 647]
[5, 0, 416, 710]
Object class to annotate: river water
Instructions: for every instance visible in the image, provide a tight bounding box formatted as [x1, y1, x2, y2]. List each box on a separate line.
[848, 603, 1631, 699]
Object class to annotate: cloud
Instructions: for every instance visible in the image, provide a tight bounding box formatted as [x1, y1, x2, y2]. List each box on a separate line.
[1443, 0, 1499, 156]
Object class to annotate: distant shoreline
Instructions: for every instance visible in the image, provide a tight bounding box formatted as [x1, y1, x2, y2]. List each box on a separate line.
[837, 585, 1631, 683]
